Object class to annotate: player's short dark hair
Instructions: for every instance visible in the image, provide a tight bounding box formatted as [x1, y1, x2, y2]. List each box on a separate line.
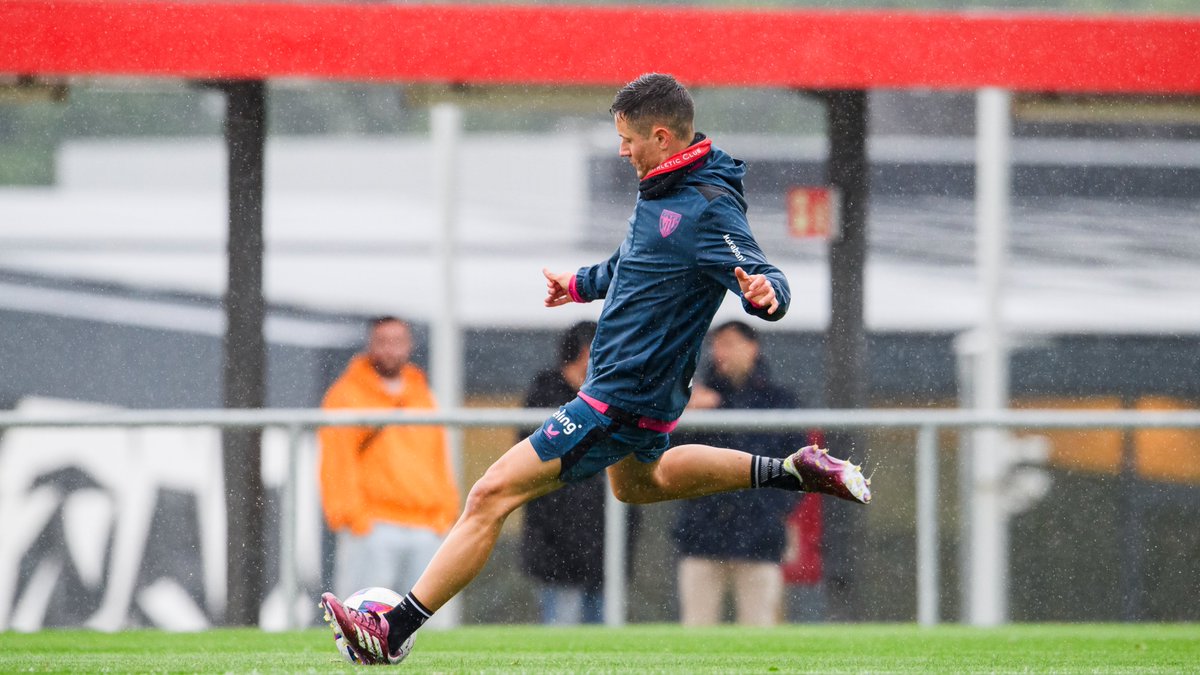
[609, 73, 694, 139]
[712, 320, 758, 343]
[558, 321, 598, 367]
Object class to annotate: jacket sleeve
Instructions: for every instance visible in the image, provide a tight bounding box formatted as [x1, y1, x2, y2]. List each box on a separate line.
[695, 199, 791, 321]
[572, 246, 622, 302]
[318, 387, 373, 535]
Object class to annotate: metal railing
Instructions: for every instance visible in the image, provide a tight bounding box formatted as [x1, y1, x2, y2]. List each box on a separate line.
[3, 406, 1199, 628]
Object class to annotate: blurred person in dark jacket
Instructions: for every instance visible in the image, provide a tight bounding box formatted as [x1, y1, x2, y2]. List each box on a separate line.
[520, 321, 639, 624]
[672, 320, 804, 626]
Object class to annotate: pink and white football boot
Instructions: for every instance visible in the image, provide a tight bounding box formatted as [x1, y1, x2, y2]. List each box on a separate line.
[321, 592, 400, 665]
[784, 445, 872, 504]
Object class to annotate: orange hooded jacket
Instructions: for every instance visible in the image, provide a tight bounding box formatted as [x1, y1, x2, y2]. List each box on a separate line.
[319, 355, 460, 536]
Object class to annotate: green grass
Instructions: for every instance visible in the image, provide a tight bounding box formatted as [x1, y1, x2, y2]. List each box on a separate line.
[1, 624, 1197, 673]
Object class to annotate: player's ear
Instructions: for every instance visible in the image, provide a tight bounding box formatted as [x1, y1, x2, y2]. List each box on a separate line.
[652, 125, 672, 149]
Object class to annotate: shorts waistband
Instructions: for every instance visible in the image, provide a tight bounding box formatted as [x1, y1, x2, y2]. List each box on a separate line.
[578, 392, 678, 433]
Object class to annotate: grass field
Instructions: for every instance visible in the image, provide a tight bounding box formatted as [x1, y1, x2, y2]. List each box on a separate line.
[1, 623, 1197, 673]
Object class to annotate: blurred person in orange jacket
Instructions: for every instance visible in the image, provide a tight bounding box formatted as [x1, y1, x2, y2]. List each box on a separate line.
[319, 316, 460, 597]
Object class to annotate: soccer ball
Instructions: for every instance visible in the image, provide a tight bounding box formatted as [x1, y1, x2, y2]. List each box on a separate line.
[330, 587, 416, 665]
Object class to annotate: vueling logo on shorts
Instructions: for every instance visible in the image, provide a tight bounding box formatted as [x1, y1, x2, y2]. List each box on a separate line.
[551, 408, 578, 435]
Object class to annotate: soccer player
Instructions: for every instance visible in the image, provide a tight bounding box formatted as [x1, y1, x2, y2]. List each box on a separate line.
[322, 73, 871, 665]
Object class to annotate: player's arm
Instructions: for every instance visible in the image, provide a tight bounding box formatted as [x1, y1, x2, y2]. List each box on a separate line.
[542, 246, 621, 307]
[696, 202, 791, 321]
[687, 382, 722, 409]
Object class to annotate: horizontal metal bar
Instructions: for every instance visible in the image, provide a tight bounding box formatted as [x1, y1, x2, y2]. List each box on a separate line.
[1, 407, 1199, 430]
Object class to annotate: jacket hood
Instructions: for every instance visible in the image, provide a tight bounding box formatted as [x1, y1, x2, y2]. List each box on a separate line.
[688, 138, 749, 213]
[638, 133, 748, 211]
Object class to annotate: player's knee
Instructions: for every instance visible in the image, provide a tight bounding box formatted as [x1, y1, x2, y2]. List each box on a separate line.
[464, 464, 530, 520]
[462, 474, 511, 520]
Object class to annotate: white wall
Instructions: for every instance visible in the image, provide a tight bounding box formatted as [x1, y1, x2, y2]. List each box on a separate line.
[0, 397, 324, 631]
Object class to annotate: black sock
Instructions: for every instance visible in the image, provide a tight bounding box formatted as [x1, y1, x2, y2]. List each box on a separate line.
[383, 592, 432, 654]
[751, 455, 803, 491]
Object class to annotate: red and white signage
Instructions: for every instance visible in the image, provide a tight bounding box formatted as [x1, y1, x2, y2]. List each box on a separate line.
[787, 187, 840, 240]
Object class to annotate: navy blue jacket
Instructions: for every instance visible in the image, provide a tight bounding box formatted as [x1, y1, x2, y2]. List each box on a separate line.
[672, 360, 803, 561]
[573, 139, 791, 422]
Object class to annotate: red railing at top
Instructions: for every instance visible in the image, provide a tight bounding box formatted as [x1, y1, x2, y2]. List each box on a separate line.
[3, 1, 1199, 93]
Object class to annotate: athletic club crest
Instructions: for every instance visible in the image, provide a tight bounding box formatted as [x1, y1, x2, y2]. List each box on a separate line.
[659, 209, 681, 237]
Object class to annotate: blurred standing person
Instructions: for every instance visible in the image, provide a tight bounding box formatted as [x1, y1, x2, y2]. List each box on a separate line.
[319, 317, 460, 598]
[673, 321, 803, 626]
[520, 321, 640, 624]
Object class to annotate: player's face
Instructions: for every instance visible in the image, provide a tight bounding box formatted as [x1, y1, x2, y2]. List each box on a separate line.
[710, 329, 758, 383]
[367, 321, 412, 379]
[615, 114, 668, 179]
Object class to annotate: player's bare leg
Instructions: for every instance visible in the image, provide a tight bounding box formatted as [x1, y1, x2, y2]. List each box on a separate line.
[410, 438, 562, 609]
[607, 444, 752, 504]
[608, 442, 870, 505]
[323, 438, 561, 664]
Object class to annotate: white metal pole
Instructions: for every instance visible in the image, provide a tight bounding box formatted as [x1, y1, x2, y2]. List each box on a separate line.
[431, 101, 464, 465]
[969, 87, 1012, 627]
[603, 489, 628, 626]
[975, 88, 1011, 444]
[5, 407, 1200, 431]
[916, 424, 940, 626]
[430, 102, 464, 628]
[954, 335, 976, 625]
[279, 425, 301, 630]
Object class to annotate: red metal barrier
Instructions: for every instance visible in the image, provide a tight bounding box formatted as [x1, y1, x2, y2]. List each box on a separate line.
[3, 2, 1199, 92]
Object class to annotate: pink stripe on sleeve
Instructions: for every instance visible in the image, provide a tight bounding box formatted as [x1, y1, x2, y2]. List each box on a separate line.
[568, 275, 585, 303]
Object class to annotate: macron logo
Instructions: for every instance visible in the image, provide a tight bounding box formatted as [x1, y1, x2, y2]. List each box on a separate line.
[542, 423, 560, 439]
[723, 234, 747, 262]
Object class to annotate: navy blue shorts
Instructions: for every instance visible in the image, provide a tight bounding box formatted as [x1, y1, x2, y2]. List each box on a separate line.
[528, 397, 671, 483]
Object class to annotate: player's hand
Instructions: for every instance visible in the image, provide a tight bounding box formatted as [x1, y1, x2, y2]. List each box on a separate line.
[543, 268, 575, 307]
[687, 383, 722, 409]
[735, 267, 779, 315]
